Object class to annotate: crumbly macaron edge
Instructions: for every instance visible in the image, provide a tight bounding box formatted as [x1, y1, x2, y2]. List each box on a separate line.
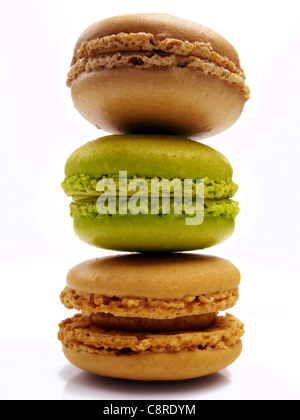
[67, 47, 250, 100]
[70, 33, 243, 74]
[60, 286, 239, 319]
[62, 174, 238, 200]
[69, 197, 240, 220]
[58, 313, 244, 354]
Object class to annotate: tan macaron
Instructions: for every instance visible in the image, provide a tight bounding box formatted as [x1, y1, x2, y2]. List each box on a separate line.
[67, 13, 250, 140]
[58, 253, 244, 381]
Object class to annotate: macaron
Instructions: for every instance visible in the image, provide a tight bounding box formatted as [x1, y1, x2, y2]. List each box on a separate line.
[62, 135, 239, 252]
[58, 253, 244, 381]
[67, 13, 250, 139]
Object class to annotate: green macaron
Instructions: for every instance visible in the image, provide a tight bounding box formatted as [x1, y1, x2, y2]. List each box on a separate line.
[62, 135, 239, 252]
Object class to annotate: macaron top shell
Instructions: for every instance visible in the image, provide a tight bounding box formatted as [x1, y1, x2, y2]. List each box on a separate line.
[64, 135, 233, 181]
[66, 253, 240, 299]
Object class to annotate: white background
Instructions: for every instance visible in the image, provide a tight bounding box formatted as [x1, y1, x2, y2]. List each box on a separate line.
[0, 0, 299, 400]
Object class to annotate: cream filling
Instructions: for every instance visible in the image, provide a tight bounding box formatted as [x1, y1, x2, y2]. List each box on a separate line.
[89, 312, 217, 332]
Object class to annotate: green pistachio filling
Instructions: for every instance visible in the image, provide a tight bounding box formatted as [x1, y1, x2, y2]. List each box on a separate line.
[62, 174, 238, 200]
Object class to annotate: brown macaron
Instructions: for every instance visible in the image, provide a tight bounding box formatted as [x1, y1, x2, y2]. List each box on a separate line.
[67, 13, 250, 139]
[58, 253, 244, 381]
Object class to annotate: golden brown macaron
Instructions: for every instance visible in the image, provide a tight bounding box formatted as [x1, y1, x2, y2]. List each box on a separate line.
[67, 13, 250, 140]
[58, 253, 244, 381]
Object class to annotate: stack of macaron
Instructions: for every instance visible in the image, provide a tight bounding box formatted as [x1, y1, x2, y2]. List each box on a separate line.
[58, 13, 249, 381]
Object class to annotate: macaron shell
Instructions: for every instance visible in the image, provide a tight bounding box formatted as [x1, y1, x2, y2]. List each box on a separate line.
[62, 340, 242, 381]
[64, 135, 234, 182]
[66, 253, 240, 299]
[71, 67, 245, 139]
[72, 213, 235, 253]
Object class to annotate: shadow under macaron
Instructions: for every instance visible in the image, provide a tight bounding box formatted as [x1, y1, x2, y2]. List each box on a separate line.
[59, 363, 231, 399]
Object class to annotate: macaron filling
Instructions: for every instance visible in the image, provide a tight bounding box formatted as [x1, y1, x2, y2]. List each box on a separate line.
[67, 33, 250, 100]
[89, 312, 217, 332]
[58, 313, 244, 355]
[69, 197, 239, 220]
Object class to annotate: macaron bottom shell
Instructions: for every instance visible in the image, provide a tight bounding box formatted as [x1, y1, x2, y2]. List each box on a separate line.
[62, 341, 242, 381]
[71, 67, 246, 139]
[72, 214, 235, 252]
